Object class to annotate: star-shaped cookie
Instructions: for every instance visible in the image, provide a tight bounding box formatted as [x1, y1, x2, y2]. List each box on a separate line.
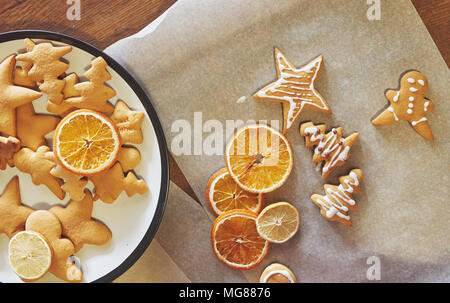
[253, 49, 331, 133]
[0, 176, 34, 237]
[0, 55, 42, 137]
[17, 103, 60, 151]
[372, 71, 434, 141]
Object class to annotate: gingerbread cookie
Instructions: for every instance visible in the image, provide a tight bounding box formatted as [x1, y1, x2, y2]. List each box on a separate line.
[253, 48, 331, 134]
[46, 152, 88, 201]
[0, 136, 20, 170]
[50, 190, 112, 252]
[372, 71, 434, 141]
[25, 210, 82, 283]
[46, 73, 78, 116]
[260, 263, 296, 283]
[62, 57, 115, 113]
[16, 38, 71, 105]
[111, 101, 145, 144]
[0, 177, 34, 238]
[90, 162, 148, 203]
[13, 38, 36, 88]
[311, 169, 362, 227]
[0, 55, 42, 137]
[300, 122, 359, 178]
[117, 146, 142, 172]
[13, 146, 65, 200]
[16, 103, 60, 151]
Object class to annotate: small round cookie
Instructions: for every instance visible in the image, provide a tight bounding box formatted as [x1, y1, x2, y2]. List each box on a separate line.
[260, 263, 296, 283]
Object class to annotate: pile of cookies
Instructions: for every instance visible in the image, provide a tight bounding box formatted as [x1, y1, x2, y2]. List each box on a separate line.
[0, 38, 149, 282]
[207, 48, 435, 283]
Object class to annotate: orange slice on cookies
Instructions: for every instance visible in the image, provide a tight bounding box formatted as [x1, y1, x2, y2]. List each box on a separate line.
[54, 109, 121, 176]
[225, 124, 293, 193]
[211, 209, 269, 270]
[206, 167, 265, 216]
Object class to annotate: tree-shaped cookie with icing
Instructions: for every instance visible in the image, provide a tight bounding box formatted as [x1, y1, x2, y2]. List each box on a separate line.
[372, 71, 434, 141]
[253, 48, 332, 134]
[311, 169, 363, 227]
[0, 177, 34, 238]
[62, 57, 115, 114]
[50, 190, 112, 252]
[300, 122, 359, 178]
[16, 38, 71, 105]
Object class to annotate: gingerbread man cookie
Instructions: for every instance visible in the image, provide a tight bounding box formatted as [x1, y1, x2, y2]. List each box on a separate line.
[253, 48, 331, 134]
[372, 71, 434, 141]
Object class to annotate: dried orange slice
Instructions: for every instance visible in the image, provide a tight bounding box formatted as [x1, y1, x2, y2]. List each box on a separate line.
[256, 202, 299, 243]
[8, 231, 52, 282]
[206, 167, 265, 216]
[54, 109, 121, 176]
[211, 209, 269, 270]
[225, 124, 293, 193]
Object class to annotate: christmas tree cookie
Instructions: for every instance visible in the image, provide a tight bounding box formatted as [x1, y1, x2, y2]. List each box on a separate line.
[300, 122, 359, 178]
[311, 169, 363, 227]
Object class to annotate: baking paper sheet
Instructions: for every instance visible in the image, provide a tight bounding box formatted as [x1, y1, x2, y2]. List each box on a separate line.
[106, 0, 450, 282]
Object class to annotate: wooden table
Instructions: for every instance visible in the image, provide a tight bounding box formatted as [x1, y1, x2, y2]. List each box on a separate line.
[1, 0, 448, 203]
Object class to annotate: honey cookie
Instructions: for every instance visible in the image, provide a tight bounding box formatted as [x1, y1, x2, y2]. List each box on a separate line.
[16, 103, 60, 151]
[300, 122, 359, 178]
[90, 162, 148, 204]
[50, 190, 112, 252]
[111, 101, 145, 144]
[15, 38, 72, 105]
[0, 136, 20, 170]
[0, 55, 42, 137]
[253, 48, 331, 134]
[62, 57, 115, 113]
[13, 146, 65, 200]
[0, 177, 34, 238]
[311, 169, 363, 227]
[260, 263, 296, 283]
[372, 71, 434, 141]
[25, 210, 82, 283]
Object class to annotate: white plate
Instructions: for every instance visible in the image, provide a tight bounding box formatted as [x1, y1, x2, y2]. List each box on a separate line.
[0, 31, 169, 283]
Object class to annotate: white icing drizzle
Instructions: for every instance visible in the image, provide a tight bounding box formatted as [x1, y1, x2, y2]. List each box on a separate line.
[411, 117, 427, 126]
[256, 53, 328, 130]
[262, 270, 295, 283]
[388, 106, 399, 121]
[409, 87, 418, 92]
[407, 78, 415, 83]
[393, 91, 400, 102]
[418, 79, 425, 86]
[315, 171, 359, 221]
[424, 101, 430, 112]
[303, 126, 350, 173]
[236, 96, 246, 104]
[409, 96, 414, 101]
[408, 103, 414, 108]
[407, 109, 413, 114]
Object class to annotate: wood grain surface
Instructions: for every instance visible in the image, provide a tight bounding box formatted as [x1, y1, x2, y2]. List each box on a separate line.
[0, 0, 448, 203]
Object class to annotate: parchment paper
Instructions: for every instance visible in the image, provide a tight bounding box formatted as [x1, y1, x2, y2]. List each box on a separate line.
[106, 0, 450, 282]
